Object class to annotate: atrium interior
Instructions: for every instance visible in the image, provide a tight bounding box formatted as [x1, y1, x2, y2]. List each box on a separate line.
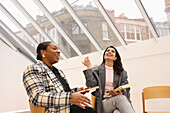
[0, 0, 170, 113]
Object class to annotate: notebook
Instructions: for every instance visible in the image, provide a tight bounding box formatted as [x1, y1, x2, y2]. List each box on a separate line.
[103, 83, 136, 98]
[77, 86, 99, 94]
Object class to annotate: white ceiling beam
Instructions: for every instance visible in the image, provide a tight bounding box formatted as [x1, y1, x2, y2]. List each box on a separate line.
[11, 0, 53, 42]
[0, 20, 36, 62]
[0, 4, 38, 47]
[134, 0, 158, 42]
[0, 32, 18, 51]
[93, 0, 127, 47]
[33, 0, 84, 58]
[10, 0, 67, 60]
[60, 0, 103, 54]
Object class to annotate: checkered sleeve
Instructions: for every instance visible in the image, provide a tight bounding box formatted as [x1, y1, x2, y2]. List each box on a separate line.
[23, 65, 72, 108]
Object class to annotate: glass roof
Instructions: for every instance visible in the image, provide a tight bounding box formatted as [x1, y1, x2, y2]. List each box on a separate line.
[0, 11, 19, 32]
[0, 0, 170, 62]
[67, 0, 122, 49]
[141, 0, 170, 37]
[100, 0, 153, 43]
[41, 0, 98, 55]
[1, 0, 30, 29]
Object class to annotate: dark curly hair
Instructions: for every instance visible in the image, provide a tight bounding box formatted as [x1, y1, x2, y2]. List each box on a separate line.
[102, 46, 124, 75]
[36, 41, 52, 60]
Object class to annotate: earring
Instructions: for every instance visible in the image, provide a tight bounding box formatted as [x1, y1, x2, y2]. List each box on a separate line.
[42, 54, 45, 58]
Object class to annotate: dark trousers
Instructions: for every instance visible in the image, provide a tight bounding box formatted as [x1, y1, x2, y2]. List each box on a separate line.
[70, 105, 97, 113]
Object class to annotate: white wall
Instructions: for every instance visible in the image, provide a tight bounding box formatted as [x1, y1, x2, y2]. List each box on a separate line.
[55, 36, 170, 113]
[0, 41, 33, 112]
[0, 35, 170, 113]
[120, 37, 170, 112]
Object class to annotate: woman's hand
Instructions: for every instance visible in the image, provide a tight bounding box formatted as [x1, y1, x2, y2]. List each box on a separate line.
[82, 56, 92, 69]
[109, 88, 122, 97]
[72, 92, 91, 109]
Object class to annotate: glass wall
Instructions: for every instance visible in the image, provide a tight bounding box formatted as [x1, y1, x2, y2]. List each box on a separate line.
[141, 0, 170, 37]
[67, 0, 122, 49]
[100, 0, 154, 43]
[41, 0, 97, 56]
[1, 0, 169, 61]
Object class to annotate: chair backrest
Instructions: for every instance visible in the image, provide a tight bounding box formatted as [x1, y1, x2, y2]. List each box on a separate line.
[91, 91, 96, 109]
[142, 86, 170, 113]
[29, 102, 45, 113]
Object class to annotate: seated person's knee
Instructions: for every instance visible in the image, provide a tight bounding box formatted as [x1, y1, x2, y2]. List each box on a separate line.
[114, 95, 127, 102]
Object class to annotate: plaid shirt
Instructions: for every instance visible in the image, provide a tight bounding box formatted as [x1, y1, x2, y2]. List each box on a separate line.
[23, 60, 75, 113]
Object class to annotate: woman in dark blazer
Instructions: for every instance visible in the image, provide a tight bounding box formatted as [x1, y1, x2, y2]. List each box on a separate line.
[23, 41, 96, 113]
[82, 46, 135, 113]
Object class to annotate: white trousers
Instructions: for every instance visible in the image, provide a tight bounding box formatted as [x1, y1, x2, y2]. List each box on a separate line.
[102, 95, 135, 113]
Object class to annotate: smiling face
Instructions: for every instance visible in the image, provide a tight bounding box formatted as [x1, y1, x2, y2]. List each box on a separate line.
[41, 43, 60, 67]
[104, 47, 117, 61]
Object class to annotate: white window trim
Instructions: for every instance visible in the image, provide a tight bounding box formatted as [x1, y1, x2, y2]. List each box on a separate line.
[102, 22, 109, 40]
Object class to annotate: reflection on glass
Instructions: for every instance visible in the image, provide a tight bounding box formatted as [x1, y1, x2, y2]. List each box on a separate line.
[141, 0, 170, 37]
[32, 0, 79, 58]
[17, 0, 55, 45]
[1, 1, 30, 29]
[0, 12, 19, 32]
[40, 0, 97, 56]
[0, 1, 37, 48]
[18, 0, 43, 20]
[0, 16, 36, 55]
[100, 0, 153, 44]
[67, 0, 122, 49]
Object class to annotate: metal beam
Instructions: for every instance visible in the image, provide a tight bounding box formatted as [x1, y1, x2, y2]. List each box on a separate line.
[0, 32, 18, 51]
[93, 0, 127, 47]
[0, 4, 38, 47]
[0, 20, 36, 62]
[11, 0, 53, 42]
[33, 0, 84, 58]
[10, 0, 67, 60]
[134, 0, 158, 42]
[60, 0, 103, 54]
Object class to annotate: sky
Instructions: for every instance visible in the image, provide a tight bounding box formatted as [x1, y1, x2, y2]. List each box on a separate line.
[0, 0, 167, 32]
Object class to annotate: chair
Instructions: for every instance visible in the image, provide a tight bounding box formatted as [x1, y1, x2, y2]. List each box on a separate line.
[91, 91, 96, 109]
[142, 86, 170, 113]
[29, 102, 45, 113]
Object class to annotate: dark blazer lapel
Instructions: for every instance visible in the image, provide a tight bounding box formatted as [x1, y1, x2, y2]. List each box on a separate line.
[47, 68, 64, 92]
[98, 64, 106, 94]
[58, 70, 68, 81]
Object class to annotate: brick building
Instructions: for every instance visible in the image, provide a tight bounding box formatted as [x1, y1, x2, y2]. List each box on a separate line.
[16, 5, 154, 57]
[165, 0, 170, 31]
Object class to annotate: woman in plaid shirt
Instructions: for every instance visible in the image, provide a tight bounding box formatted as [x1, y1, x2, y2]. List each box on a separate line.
[23, 41, 96, 113]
